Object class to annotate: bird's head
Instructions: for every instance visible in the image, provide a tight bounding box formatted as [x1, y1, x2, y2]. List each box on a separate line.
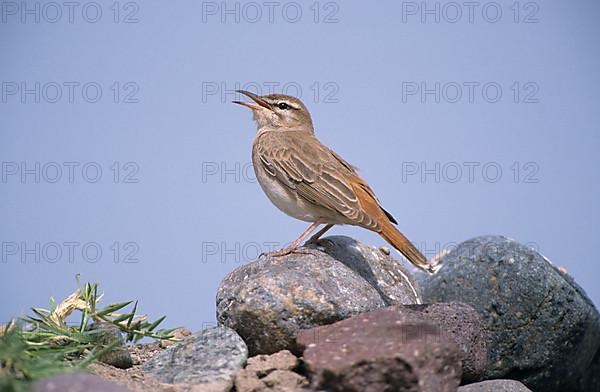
[234, 90, 314, 133]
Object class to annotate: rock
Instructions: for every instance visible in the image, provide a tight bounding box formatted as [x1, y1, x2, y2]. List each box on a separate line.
[297, 305, 464, 391]
[295, 302, 484, 384]
[235, 350, 308, 392]
[34, 373, 132, 392]
[128, 341, 163, 366]
[260, 370, 307, 391]
[95, 347, 133, 371]
[243, 349, 299, 374]
[142, 326, 247, 391]
[306, 236, 422, 305]
[217, 235, 422, 355]
[419, 235, 600, 391]
[88, 321, 133, 369]
[417, 302, 486, 382]
[578, 347, 600, 391]
[458, 379, 532, 391]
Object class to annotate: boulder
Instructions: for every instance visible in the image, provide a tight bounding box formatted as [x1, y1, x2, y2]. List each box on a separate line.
[419, 235, 600, 391]
[296, 304, 479, 391]
[142, 326, 247, 391]
[217, 236, 421, 355]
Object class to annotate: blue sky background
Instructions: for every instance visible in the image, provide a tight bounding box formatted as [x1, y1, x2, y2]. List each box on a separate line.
[1, 1, 599, 330]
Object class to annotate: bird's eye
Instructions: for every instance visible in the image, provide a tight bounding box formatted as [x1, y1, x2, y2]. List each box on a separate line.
[277, 102, 289, 110]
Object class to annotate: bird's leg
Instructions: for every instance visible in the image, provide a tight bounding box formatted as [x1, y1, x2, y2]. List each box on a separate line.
[261, 219, 325, 258]
[306, 224, 334, 244]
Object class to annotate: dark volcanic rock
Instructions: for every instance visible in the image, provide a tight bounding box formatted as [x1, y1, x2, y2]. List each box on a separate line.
[297, 304, 470, 391]
[458, 379, 532, 391]
[217, 236, 421, 355]
[419, 235, 600, 391]
[34, 373, 132, 392]
[142, 326, 247, 390]
[578, 347, 600, 391]
[418, 302, 486, 382]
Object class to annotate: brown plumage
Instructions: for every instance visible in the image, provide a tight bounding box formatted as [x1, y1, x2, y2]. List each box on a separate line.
[235, 90, 433, 273]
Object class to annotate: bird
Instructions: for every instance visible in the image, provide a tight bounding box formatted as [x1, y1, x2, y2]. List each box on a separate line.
[233, 90, 435, 273]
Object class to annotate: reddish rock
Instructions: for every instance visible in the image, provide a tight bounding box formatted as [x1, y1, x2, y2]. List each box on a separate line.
[297, 304, 469, 391]
[419, 302, 487, 382]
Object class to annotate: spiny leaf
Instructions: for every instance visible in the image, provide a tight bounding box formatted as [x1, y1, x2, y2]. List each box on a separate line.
[111, 312, 134, 324]
[95, 301, 133, 317]
[126, 301, 138, 329]
[146, 315, 166, 332]
[30, 308, 50, 319]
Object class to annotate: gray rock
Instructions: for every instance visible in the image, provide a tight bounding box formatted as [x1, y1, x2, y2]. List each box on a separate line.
[307, 235, 422, 305]
[217, 236, 421, 355]
[142, 326, 247, 390]
[419, 235, 600, 391]
[88, 321, 133, 369]
[458, 379, 532, 391]
[34, 373, 132, 392]
[297, 305, 463, 392]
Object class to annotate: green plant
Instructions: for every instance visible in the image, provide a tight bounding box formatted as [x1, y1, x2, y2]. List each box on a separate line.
[0, 281, 176, 389]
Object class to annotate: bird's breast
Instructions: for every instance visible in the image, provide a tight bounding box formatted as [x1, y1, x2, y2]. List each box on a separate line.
[251, 153, 318, 222]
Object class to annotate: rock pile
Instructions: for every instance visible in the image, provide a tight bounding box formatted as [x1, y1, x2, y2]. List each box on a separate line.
[215, 235, 599, 391]
[33, 235, 600, 392]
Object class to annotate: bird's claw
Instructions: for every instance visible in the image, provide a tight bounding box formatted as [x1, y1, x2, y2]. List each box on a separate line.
[259, 246, 321, 259]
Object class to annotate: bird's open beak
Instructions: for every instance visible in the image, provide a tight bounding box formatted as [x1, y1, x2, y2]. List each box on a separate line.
[233, 90, 272, 111]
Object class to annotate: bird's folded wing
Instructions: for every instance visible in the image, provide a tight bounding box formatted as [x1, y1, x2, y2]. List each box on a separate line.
[254, 133, 380, 229]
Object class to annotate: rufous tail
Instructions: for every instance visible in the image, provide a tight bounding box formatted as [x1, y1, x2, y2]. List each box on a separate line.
[379, 222, 435, 273]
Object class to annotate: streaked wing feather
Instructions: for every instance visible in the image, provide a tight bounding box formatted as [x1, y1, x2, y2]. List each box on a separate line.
[255, 132, 383, 230]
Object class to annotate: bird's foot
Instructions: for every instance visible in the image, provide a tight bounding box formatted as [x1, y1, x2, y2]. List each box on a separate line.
[259, 246, 321, 259]
[259, 247, 293, 258]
